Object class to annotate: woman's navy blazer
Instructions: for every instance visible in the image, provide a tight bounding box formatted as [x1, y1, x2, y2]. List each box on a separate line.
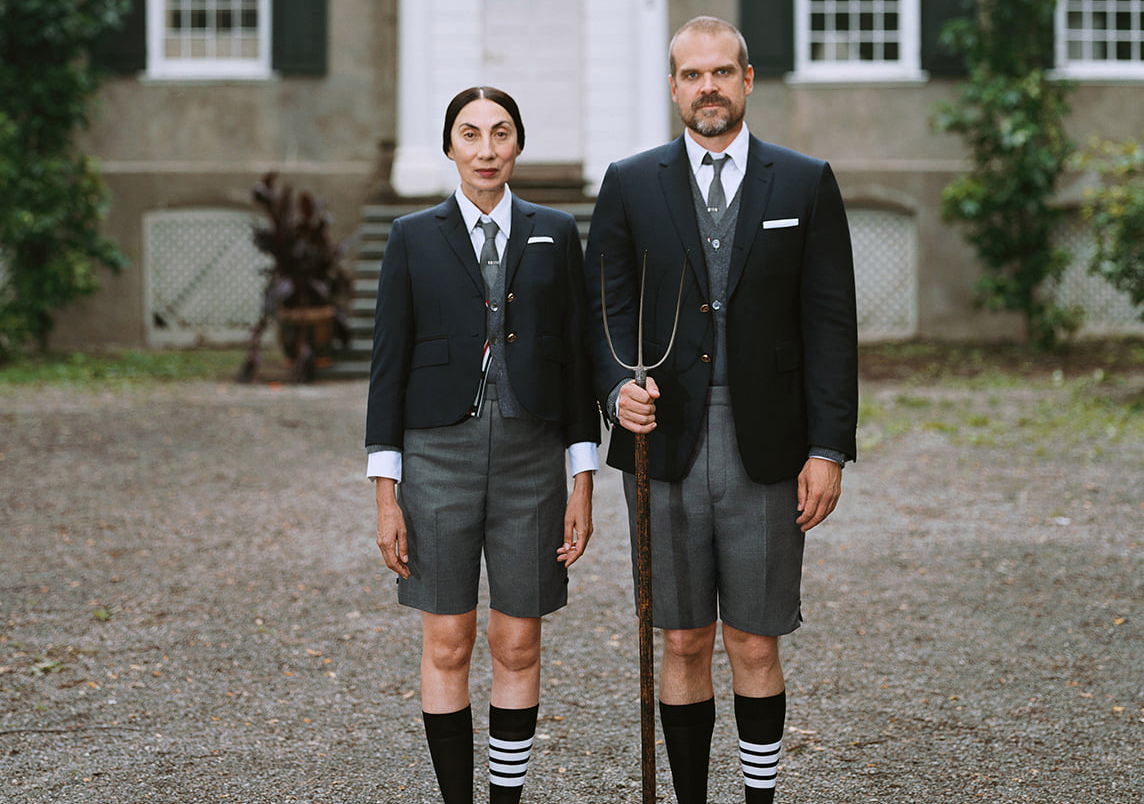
[366, 194, 599, 451]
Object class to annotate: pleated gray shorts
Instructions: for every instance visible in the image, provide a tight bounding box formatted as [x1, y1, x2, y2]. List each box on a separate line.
[396, 385, 568, 618]
[623, 386, 805, 636]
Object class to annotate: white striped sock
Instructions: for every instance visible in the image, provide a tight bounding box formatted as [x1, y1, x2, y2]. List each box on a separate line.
[739, 737, 781, 790]
[489, 734, 533, 788]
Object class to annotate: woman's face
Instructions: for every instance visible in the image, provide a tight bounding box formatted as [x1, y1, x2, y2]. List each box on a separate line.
[446, 98, 521, 206]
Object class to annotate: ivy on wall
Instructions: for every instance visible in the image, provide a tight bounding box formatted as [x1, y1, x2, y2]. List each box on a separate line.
[933, 0, 1078, 349]
[0, 0, 130, 360]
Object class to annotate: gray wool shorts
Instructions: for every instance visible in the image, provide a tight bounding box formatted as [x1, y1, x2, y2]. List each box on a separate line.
[623, 386, 805, 636]
[396, 385, 568, 618]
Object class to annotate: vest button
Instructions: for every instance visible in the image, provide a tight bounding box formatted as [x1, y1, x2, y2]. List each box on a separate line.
[506, 333, 517, 343]
[700, 303, 710, 313]
[701, 354, 711, 363]
[489, 302, 499, 312]
[712, 299, 722, 311]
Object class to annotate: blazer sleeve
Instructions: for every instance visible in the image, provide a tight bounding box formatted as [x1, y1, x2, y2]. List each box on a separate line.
[800, 162, 859, 461]
[583, 162, 643, 408]
[365, 217, 414, 450]
[560, 212, 602, 447]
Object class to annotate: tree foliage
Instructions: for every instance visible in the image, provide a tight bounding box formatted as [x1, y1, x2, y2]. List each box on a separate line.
[933, 0, 1078, 349]
[1081, 138, 1144, 317]
[0, 0, 130, 360]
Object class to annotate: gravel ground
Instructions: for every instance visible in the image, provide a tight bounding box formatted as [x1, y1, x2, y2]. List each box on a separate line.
[2, 370, 1142, 803]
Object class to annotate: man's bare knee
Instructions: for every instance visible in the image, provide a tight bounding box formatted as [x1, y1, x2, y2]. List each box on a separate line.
[662, 624, 717, 663]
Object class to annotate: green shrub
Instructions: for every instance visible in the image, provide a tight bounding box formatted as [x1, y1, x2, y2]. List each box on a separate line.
[1081, 138, 1144, 317]
[933, 0, 1079, 349]
[0, 0, 130, 361]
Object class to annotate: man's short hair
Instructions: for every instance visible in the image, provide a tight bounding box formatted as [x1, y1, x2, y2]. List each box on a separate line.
[668, 15, 750, 76]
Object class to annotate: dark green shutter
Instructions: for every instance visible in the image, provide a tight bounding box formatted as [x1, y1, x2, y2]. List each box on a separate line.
[91, 0, 146, 74]
[922, 0, 975, 76]
[272, 0, 328, 76]
[740, 0, 795, 77]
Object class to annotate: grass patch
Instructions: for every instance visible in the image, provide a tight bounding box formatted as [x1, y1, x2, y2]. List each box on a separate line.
[0, 348, 247, 387]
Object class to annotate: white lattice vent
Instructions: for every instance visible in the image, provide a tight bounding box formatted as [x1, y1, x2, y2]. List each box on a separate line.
[1051, 213, 1144, 335]
[850, 207, 918, 341]
[144, 208, 266, 346]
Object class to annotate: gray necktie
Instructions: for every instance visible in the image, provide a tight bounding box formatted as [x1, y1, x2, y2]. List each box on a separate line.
[702, 152, 727, 223]
[478, 219, 500, 296]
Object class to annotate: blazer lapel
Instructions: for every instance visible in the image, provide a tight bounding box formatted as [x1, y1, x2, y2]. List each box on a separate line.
[658, 138, 708, 293]
[727, 136, 775, 299]
[502, 198, 536, 290]
[436, 196, 484, 296]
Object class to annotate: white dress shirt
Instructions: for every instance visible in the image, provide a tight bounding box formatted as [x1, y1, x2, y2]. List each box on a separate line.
[683, 123, 750, 207]
[367, 185, 598, 481]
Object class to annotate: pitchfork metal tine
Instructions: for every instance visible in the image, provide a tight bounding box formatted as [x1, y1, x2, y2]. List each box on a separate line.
[600, 250, 690, 385]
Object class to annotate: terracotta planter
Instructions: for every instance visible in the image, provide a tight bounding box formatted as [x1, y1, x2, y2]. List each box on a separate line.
[276, 305, 336, 380]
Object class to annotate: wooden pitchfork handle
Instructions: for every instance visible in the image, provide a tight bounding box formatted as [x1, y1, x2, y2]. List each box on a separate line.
[600, 252, 688, 804]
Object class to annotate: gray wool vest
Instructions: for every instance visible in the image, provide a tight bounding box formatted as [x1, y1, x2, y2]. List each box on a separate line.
[687, 167, 742, 386]
[483, 247, 522, 418]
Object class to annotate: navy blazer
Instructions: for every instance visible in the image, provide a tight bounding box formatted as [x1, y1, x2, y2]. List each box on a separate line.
[584, 134, 858, 484]
[367, 194, 599, 451]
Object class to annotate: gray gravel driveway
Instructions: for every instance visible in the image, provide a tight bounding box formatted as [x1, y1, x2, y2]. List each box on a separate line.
[2, 372, 1141, 803]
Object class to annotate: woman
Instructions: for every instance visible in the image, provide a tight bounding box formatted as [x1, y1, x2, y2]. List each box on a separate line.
[365, 86, 599, 804]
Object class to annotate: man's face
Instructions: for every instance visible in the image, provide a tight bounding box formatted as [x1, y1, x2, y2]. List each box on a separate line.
[669, 30, 754, 140]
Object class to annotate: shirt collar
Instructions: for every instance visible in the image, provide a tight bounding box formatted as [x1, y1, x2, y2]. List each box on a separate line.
[454, 185, 514, 239]
[683, 123, 750, 176]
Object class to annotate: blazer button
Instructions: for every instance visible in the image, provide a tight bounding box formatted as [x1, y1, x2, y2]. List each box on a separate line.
[701, 354, 711, 363]
[506, 333, 517, 343]
[700, 303, 710, 313]
[506, 292, 515, 303]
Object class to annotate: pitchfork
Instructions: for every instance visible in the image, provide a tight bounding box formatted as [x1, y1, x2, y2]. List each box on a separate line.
[600, 251, 688, 804]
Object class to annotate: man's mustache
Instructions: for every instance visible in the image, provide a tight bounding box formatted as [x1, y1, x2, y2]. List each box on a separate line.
[692, 93, 731, 111]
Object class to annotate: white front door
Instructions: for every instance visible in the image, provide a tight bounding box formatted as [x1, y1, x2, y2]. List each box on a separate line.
[480, 0, 583, 166]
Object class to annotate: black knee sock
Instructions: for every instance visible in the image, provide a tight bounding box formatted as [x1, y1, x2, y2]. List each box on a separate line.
[423, 706, 473, 804]
[734, 691, 786, 804]
[659, 698, 715, 804]
[488, 704, 538, 804]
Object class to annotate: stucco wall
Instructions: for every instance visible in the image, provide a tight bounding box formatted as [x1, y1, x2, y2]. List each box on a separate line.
[53, 0, 398, 349]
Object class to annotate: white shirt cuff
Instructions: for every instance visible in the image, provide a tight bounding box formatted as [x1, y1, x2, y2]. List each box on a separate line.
[568, 441, 599, 477]
[366, 450, 402, 482]
[370, 443, 596, 482]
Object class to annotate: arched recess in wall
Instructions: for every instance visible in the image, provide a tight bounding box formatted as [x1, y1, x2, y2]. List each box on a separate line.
[143, 208, 265, 347]
[1050, 210, 1144, 336]
[844, 187, 919, 342]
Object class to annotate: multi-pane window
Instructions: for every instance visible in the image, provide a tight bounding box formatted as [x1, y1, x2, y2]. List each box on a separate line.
[1057, 0, 1144, 77]
[147, 0, 272, 79]
[795, 0, 922, 80]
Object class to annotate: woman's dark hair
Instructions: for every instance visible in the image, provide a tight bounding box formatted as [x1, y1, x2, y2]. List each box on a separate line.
[442, 86, 525, 155]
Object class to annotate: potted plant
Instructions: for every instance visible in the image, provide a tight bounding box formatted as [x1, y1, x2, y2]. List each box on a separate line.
[238, 172, 356, 383]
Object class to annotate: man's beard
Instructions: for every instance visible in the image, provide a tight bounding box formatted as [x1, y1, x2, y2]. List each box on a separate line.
[683, 93, 744, 137]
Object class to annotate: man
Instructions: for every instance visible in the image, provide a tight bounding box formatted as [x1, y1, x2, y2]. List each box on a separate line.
[583, 15, 858, 804]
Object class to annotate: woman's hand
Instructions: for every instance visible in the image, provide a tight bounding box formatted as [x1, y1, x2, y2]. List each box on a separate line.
[375, 479, 410, 578]
[557, 471, 594, 567]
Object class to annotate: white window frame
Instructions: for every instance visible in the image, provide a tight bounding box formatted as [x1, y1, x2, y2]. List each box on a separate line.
[792, 0, 924, 83]
[1055, 0, 1144, 80]
[146, 0, 273, 80]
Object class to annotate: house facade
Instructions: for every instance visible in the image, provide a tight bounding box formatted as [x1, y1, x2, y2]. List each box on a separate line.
[54, 0, 1144, 350]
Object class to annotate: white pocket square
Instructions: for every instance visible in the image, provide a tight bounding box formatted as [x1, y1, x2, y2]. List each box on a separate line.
[527, 235, 554, 244]
[763, 218, 799, 229]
